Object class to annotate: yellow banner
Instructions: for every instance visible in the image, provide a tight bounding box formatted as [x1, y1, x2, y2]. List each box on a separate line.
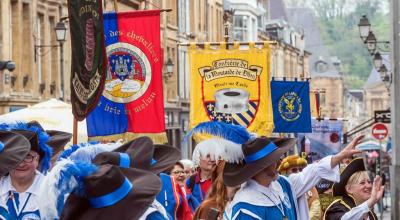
[189, 42, 274, 136]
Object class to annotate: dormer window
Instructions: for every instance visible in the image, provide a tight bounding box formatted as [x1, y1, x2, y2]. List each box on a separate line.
[315, 60, 328, 73]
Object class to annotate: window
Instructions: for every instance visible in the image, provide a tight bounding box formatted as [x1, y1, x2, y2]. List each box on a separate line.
[233, 15, 247, 41]
[315, 61, 328, 73]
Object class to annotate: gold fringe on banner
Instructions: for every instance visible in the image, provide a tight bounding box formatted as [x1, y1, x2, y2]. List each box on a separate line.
[89, 132, 168, 144]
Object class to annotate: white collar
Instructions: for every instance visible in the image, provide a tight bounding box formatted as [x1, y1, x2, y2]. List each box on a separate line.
[229, 179, 284, 208]
[0, 171, 44, 196]
[138, 200, 169, 220]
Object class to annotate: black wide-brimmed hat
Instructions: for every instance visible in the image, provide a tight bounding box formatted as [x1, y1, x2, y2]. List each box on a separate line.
[46, 130, 72, 155]
[333, 157, 366, 196]
[92, 136, 154, 170]
[0, 131, 31, 176]
[11, 130, 40, 154]
[223, 137, 296, 187]
[60, 164, 161, 220]
[92, 136, 181, 174]
[151, 144, 181, 174]
[28, 121, 72, 155]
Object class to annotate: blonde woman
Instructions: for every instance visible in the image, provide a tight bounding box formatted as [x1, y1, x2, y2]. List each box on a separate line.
[324, 158, 384, 220]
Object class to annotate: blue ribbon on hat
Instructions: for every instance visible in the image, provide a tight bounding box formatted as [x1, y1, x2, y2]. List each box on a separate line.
[244, 142, 278, 163]
[119, 153, 130, 168]
[0, 141, 4, 154]
[89, 178, 133, 208]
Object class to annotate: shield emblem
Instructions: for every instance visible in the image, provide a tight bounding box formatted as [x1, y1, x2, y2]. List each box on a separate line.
[199, 58, 262, 128]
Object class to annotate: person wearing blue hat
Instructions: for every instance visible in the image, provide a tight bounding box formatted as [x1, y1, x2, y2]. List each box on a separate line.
[223, 136, 364, 220]
[0, 130, 43, 219]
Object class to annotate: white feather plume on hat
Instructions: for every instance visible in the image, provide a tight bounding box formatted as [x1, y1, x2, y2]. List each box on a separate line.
[192, 138, 244, 167]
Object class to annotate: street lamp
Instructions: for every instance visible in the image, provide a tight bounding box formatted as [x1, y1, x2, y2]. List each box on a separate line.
[54, 21, 67, 100]
[358, 15, 390, 53]
[55, 21, 67, 43]
[358, 15, 371, 41]
[358, 15, 392, 90]
[365, 31, 377, 54]
[165, 58, 174, 78]
[0, 61, 16, 71]
[373, 52, 383, 69]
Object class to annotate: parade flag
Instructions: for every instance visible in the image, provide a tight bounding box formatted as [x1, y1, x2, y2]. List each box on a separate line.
[271, 80, 312, 133]
[189, 42, 273, 136]
[86, 10, 166, 143]
[68, 0, 107, 121]
[297, 119, 343, 160]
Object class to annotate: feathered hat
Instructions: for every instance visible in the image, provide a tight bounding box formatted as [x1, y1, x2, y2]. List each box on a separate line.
[28, 121, 72, 155]
[57, 141, 122, 163]
[277, 155, 308, 174]
[93, 136, 181, 175]
[0, 122, 53, 173]
[186, 122, 253, 167]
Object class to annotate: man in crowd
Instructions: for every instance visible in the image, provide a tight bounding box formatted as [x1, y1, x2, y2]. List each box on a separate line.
[223, 135, 364, 220]
[278, 155, 321, 220]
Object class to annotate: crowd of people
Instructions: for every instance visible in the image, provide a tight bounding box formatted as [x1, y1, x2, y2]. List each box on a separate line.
[0, 121, 385, 220]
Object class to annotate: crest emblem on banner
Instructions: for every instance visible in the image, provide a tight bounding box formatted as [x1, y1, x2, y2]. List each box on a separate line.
[278, 92, 302, 122]
[104, 42, 152, 103]
[199, 59, 262, 128]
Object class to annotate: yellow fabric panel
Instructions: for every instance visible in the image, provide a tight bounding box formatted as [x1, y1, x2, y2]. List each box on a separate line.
[189, 42, 274, 136]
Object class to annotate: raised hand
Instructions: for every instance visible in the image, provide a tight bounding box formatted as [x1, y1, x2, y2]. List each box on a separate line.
[367, 175, 385, 208]
[331, 135, 364, 168]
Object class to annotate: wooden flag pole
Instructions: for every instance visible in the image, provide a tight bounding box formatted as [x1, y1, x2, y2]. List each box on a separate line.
[113, 0, 119, 12]
[73, 117, 78, 144]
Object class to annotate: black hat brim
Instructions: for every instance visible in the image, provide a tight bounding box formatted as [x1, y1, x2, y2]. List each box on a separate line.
[60, 167, 161, 220]
[0, 131, 31, 176]
[151, 144, 181, 174]
[333, 157, 366, 196]
[223, 138, 296, 187]
[46, 130, 72, 155]
[93, 136, 154, 170]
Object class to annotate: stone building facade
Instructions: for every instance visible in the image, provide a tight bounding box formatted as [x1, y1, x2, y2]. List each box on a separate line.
[1, 0, 311, 157]
[0, 0, 69, 114]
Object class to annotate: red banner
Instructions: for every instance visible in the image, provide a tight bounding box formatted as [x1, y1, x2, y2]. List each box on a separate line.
[86, 10, 166, 143]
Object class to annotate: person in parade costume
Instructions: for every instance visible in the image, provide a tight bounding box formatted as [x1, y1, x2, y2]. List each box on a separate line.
[0, 131, 31, 220]
[323, 158, 384, 220]
[278, 155, 322, 220]
[92, 136, 190, 220]
[59, 163, 161, 220]
[167, 161, 186, 188]
[0, 131, 31, 177]
[0, 122, 53, 173]
[27, 121, 73, 159]
[223, 135, 365, 220]
[35, 138, 161, 220]
[0, 130, 48, 219]
[185, 122, 251, 210]
[27, 121, 73, 165]
[193, 161, 240, 220]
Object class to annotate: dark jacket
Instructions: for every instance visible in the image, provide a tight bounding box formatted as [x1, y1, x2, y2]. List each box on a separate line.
[323, 194, 378, 220]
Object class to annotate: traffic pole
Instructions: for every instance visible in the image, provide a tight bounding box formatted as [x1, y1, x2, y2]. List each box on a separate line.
[390, 0, 400, 218]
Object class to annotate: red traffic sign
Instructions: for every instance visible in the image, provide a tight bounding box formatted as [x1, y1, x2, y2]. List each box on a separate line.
[372, 123, 388, 140]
